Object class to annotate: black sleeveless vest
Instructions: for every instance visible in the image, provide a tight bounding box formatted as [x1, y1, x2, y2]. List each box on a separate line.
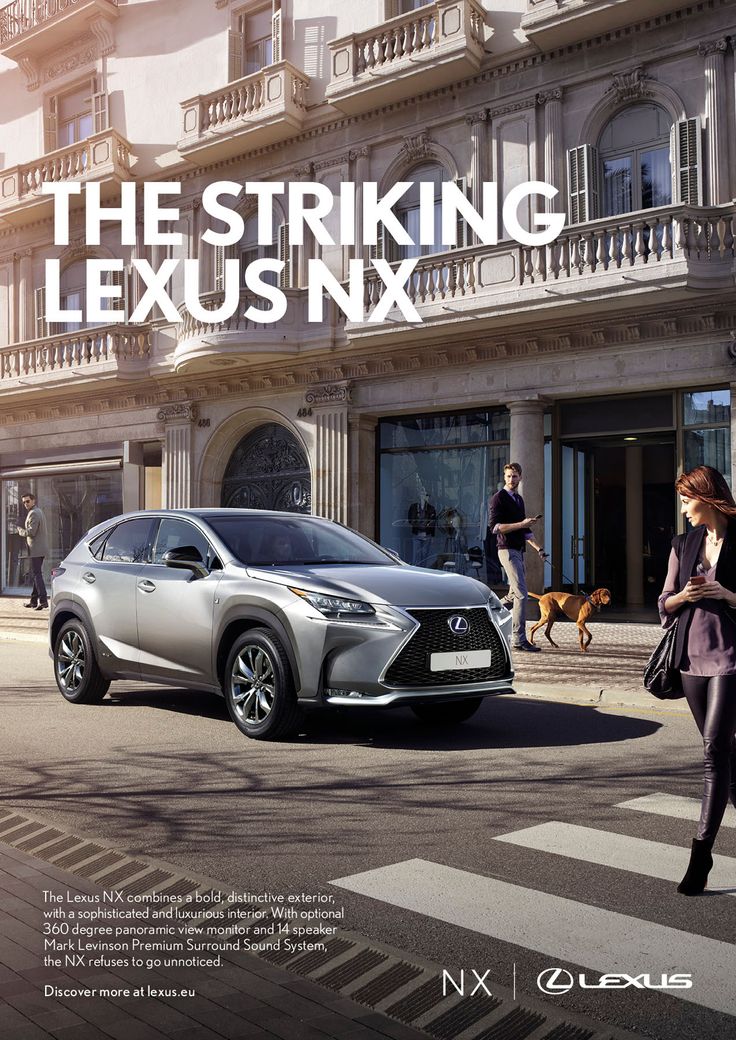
[672, 519, 736, 670]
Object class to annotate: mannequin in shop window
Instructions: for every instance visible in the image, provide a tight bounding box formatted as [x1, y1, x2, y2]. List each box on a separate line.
[442, 507, 467, 574]
[408, 488, 437, 568]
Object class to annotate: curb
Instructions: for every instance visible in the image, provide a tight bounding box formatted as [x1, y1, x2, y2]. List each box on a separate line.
[0, 628, 48, 644]
[514, 682, 689, 713]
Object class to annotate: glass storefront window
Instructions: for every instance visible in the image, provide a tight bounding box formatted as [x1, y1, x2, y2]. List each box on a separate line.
[682, 388, 731, 486]
[2, 468, 122, 594]
[683, 389, 730, 426]
[379, 409, 511, 575]
[684, 428, 730, 477]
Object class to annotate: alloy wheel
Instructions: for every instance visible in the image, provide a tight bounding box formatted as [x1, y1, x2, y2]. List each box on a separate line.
[230, 644, 276, 726]
[57, 629, 86, 694]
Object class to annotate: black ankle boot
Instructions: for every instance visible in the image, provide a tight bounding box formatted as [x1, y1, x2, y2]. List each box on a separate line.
[677, 838, 713, 896]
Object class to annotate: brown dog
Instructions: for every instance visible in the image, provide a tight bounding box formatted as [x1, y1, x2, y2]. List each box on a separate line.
[528, 589, 612, 652]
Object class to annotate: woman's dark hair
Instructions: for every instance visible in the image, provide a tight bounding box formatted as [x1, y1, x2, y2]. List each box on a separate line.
[675, 465, 736, 518]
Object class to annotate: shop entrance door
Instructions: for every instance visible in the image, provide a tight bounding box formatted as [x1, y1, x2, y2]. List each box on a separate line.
[560, 444, 590, 592]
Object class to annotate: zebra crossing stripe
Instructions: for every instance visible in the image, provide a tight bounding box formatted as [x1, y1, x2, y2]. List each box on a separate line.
[494, 822, 736, 893]
[330, 858, 736, 1017]
[616, 793, 736, 829]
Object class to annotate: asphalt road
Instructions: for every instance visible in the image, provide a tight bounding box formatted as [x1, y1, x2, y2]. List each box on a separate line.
[2, 638, 735, 1040]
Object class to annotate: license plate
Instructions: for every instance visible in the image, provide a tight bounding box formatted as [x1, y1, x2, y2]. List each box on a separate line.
[430, 650, 491, 672]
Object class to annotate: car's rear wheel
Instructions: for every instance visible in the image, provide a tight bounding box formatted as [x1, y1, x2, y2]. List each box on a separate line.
[224, 628, 301, 740]
[53, 619, 110, 704]
[411, 697, 483, 725]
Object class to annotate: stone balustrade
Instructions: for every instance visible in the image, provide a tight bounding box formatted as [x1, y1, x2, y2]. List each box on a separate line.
[0, 129, 134, 219]
[0, 324, 150, 382]
[0, 0, 116, 44]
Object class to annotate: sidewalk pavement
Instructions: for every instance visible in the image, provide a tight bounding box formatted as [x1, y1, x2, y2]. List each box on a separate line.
[0, 597, 671, 711]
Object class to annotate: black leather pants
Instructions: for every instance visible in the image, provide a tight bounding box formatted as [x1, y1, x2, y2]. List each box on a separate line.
[681, 673, 736, 845]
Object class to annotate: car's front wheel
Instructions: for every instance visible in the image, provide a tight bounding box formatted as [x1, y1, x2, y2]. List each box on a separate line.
[411, 697, 483, 725]
[53, 619, 110, 704]
[224, 628, 301, 740]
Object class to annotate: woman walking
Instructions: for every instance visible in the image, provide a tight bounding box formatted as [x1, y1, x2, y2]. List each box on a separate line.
[658, 465, 736, 895]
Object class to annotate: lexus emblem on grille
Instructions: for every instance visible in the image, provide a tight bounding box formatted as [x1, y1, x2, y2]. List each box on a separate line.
[448, 615, 469, 635]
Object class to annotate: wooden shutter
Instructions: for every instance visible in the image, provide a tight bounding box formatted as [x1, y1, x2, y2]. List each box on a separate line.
[671, 118, 703, 205]
[107, 267, 127, 320]
[567, 145, 599, 224]
[45, 95, 58, 153]
[228, 20, 245, 81]
[452, 176, 470, 248]
[214, 245, 226, 291]
[91, 75, 108, 134]
[369, 224, 387, 261]
[272, 6, 282, 64]
[34, 287, 47, 339]
[278, 223, 291, 288]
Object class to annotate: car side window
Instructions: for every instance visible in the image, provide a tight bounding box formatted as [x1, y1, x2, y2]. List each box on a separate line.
[102, 518, 155, 564]
[152, 519, 217, 568]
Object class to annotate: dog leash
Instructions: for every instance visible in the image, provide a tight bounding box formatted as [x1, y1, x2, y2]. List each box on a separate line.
[543, 557, 597, 608]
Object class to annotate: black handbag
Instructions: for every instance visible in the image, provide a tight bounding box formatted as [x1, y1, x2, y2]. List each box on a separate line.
[643, 621, 684, 700]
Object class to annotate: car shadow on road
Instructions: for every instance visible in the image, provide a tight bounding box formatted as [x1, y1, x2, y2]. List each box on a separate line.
[99, 685, 661, 751]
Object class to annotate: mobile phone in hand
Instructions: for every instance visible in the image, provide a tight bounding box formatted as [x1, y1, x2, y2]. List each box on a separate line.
[689, 575, 706, 586]
[534, 514, 543, 521]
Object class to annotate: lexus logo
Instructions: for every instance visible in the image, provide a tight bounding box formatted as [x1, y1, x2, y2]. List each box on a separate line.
[448, 615, 469, 635]
[537, 968, 574, 996]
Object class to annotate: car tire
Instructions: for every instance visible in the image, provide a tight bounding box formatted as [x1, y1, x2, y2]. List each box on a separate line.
[411, 697, 483, 725]
[224, 628, 302, 741]
[53, 619, 110, 704]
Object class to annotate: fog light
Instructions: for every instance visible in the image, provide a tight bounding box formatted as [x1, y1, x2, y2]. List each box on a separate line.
[325, 687, 365, 699]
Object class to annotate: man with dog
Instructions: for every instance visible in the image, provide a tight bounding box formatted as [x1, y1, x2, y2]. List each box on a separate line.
[489, 462, 546, 652]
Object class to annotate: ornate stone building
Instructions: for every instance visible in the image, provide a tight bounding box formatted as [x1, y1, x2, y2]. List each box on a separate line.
[1, 0, 734, 607]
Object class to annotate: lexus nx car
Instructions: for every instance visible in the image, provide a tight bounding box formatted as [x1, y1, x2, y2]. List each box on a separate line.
[50, 510, 514, 740]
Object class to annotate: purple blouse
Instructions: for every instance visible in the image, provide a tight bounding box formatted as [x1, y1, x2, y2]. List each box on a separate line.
[658, 548, 736, 676]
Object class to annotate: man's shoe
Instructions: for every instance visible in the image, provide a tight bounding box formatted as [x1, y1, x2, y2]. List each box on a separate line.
[36, 603, 48, 610]
[513, 642, 541, 653]
[24, 602, 38, 608]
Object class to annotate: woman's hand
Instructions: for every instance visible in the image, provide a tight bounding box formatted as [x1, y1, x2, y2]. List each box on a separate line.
[690, 580, 736, 606]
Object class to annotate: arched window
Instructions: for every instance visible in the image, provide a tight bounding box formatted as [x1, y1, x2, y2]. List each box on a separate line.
[220, 423, 311, 512]
[36, 258, 125, 338]
[599, 104, 673, 216]
[394, 162, 452, 259]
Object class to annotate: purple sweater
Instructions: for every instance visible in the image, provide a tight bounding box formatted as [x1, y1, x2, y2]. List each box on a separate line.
[658, 548, 736, 676]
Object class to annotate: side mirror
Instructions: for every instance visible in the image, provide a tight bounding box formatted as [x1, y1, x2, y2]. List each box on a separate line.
[162, 546, 209, 579]
[384, 547, 404, 563]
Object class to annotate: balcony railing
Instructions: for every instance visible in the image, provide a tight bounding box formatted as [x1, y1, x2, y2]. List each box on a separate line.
[0, 129, 134, 221]
[179, 61, 309, 162]
[0, 0, 116, 44]
[326, 0, 486, 113]
[0, 323, 150, 383]
[520, 0, 677, 50]
[360, 204, 736, 316]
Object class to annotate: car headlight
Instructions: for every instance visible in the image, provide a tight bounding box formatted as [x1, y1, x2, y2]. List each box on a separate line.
[289, 587, 376, 620]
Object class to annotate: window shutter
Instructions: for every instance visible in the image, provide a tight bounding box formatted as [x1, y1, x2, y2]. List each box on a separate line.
[107, 267, 127, 320]
[278, 222, 291, 288]
[214, 245, 225, 291]
[45, 95, 58, 153]
[272, 7, 282, 64]
[34, 287, 47, 339]
[228, 26, 245, 81]
[91, 75, 108, 134]
[369, 224, 387, 262]
[452, 176, 470, 248]
[567, 145, 599, 224]
[671, 117, 703, 205]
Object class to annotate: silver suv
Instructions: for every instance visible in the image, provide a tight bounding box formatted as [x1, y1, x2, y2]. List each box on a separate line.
[50, 510, 514, 740]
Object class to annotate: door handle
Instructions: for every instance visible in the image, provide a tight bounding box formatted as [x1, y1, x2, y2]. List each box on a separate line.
[137, 579, 156, 593]
[82, 572, 96, 584]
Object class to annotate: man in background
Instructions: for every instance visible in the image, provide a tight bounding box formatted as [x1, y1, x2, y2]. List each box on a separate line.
[489, 462, 546, 652]
[17, 492, 49, 610]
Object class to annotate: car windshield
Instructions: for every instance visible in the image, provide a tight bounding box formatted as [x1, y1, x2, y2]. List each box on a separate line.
[204, 515, 396, 567]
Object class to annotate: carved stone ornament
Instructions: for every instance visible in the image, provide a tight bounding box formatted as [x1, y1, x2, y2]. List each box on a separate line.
[698, 38, 729, 58]
[19, 56, 40, 91]
[157, 403, 199, 423]
[464, 110, 488, 126]
[400, 131, 435, 163]
[304, 384, 353, 407]
[607, 66, 653, 103]
[536, 88, 563, 106]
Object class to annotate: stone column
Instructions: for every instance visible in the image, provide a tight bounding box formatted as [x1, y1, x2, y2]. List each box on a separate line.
[308, 383, 351, 523]
[536, 89, 564, 212]
[348, 412, 377, 537]
[295, 161, 315, 288]
[18, 250, 33, 342]
[508, 399, 546, 594]
[465, 111, 488, 238]
[159, 403, 198, 508]
[350, 146, 370, 265]
[625, 446, 644, 606]
[699, 39, 729, 204]
[122, 441, 144, 512]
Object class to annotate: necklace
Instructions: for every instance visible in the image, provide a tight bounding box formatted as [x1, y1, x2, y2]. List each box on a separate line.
[706, 531, 724, 546]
